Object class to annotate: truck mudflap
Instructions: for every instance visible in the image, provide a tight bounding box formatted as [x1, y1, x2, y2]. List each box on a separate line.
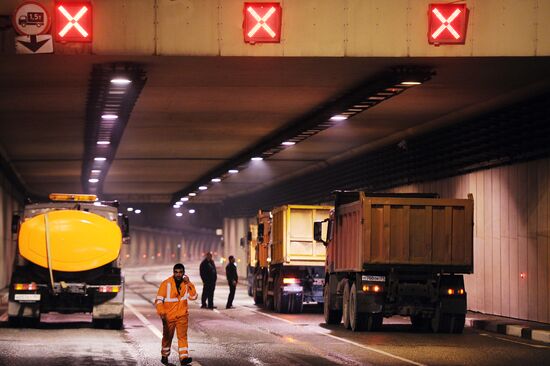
[356, 292, 384, 313]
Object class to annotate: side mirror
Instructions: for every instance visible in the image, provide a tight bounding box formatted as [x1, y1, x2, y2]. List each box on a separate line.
[12, 214, 20, 234]
[314, 220, 328, 246]
[120, 215, 130, 244]
[257, 223, 264, 243]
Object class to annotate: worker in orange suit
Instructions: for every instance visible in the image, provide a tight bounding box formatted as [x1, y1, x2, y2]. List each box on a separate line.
[155, 263, 198, 365]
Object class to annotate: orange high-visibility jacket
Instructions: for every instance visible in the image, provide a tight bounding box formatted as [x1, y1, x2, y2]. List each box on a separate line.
[155, 276, 198, 320]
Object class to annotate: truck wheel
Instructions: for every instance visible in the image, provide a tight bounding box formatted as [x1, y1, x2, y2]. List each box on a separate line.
[253, 279, 263, 305]
[365, 313, 383, 331]
[323, 285, 342, 325]
[274, 275, 285, 313]
[108, 318, 123, 330]
[431, 311, 452, 333]
[289, 293, 303, 314]
[263, 276, 274, 310]
[349, 283, 367, 332]
[342, 281, 351, 329]
[451, 314, 465, 334]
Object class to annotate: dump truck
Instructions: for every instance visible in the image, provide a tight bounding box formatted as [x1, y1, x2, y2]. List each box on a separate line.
[245, 223, 258, 297]
[252, 211, 271, 304]
[8, 193, 130, 329]
[315, 192, 473, 333]
[258, 205, 332, 313]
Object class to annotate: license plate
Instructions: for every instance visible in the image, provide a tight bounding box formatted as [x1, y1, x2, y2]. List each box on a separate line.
[14, 294, 41, 301]
[362, 275, 386, 282]
[313, 278, 325, 286]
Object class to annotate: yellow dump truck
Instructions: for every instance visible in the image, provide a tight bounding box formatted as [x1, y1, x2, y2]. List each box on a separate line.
[258, 205, 332, 313]
[245, 223, 258, 297]
[8, 193, 129, 328]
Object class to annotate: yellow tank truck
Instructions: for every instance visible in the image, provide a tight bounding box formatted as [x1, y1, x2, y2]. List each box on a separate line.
[8, 193, 130, 329]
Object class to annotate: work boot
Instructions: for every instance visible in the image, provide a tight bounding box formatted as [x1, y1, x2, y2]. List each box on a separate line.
[161, 356, 169, 365]
[180, 357, 193, 365]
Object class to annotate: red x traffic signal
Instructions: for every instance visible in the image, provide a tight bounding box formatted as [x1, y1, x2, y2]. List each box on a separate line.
[243, 2, 282, 44]
[428, 3, 468, 45]
[55, 2, 92, 42]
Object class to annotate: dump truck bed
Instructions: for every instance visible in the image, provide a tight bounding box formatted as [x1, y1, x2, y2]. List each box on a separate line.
[271, 205, 332, 266]
[328, 192, 473, 273]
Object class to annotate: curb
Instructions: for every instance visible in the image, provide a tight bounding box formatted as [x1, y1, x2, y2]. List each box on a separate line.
[466, 318, 550, 345]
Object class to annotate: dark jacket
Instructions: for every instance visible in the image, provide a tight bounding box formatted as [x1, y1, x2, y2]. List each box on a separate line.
[200, 259, 217, 284]
[226, 262, 238, 284]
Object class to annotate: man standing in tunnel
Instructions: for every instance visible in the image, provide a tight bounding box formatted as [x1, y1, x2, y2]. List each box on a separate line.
[225, 255, 238, 309]
[155, 263, 197, 365]
[199, 252, 217, 309]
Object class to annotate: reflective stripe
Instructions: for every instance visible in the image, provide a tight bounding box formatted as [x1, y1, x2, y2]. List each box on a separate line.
[179, 347, 188, 351]
[180, 289, 189, 301]
[164, 298, 179, 303]
[156, 296, 165, 300]
[163, 347, 171, 350]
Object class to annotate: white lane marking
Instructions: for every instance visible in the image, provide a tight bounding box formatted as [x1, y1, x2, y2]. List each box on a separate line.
[0, 311, 8, 322]
[246, 307, 424, 366]
[125, 302, 163, 339]
[479, 333, 549, 349]
[247, 356, 265, 366]
[321, 333, 427, 366]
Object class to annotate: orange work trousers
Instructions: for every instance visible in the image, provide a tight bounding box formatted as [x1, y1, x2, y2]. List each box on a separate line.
[161, 316, 189, 360]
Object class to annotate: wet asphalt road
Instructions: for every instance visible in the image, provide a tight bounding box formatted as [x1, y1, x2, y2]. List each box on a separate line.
[0, 263, 549, 366]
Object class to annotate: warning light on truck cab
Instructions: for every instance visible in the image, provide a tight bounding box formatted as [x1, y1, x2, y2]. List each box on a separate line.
[55, 2, 92, 42]
[428, 3, 468, 45]
[243, 3, 282, 44]
[49, 193, 97, 202]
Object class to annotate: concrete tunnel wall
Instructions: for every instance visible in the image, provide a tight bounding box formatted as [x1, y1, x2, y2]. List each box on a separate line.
[0, 174, 22, 290]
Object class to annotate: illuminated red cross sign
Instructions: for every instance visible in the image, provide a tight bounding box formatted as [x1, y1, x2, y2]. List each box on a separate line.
[55, 2, 92, 42]
[243, 3, 282, 44]
[428, 3, 468, 45]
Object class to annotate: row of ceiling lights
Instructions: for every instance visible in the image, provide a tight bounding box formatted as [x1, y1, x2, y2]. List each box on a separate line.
[171, 75, 427, 209]
[87, 77, 132, 186]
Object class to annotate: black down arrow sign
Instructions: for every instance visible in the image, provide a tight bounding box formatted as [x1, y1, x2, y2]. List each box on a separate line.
[18, 35, 49, 53]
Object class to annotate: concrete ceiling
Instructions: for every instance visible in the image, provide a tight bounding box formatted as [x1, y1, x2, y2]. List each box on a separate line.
[1, 55, 550, 207]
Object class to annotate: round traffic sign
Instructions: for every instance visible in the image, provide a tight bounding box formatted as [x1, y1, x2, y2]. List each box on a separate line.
[12, 1, 51, 36]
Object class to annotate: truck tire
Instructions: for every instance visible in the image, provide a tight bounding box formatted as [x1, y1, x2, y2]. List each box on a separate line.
[431, 310, 452, 333]
[263, 275, 274, 310]
[451, 314, 465, 334]
[349, 283, 368, 332]
[365, 313, 383, 332]
[253, 278, 263, 305]
[323, 285, 342, 325]
[289, 293, 303, 314]
[342, 281, 351, 329]
[273, 275, 285, 313]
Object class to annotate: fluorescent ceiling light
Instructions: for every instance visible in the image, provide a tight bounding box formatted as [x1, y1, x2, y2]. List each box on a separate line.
[188, 209, 196, 214]
[97, 140, 110, 145]
[282, 141, 296, 146]
[180, 197, 189, 202]
[110, 78, 132, 85]
[211, 178, 221, 182]
[101, 114, 118, 120]
[88, 178, 99, 183]
[330, 115, 348, 121]
[173, 204, 180, 208]
[400, 81, 422, 86]
[127, 207, 134, 212]
[228, 169, 239, 174]
[176, 212, 183, 217]
[199, 186, 208, 190]
[91, 169, 101, 173]
[251, 157, 263, 161]
[94, 157, 107, 161]
[134, 209, 141, 214]
[189, 193, 197, 196]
